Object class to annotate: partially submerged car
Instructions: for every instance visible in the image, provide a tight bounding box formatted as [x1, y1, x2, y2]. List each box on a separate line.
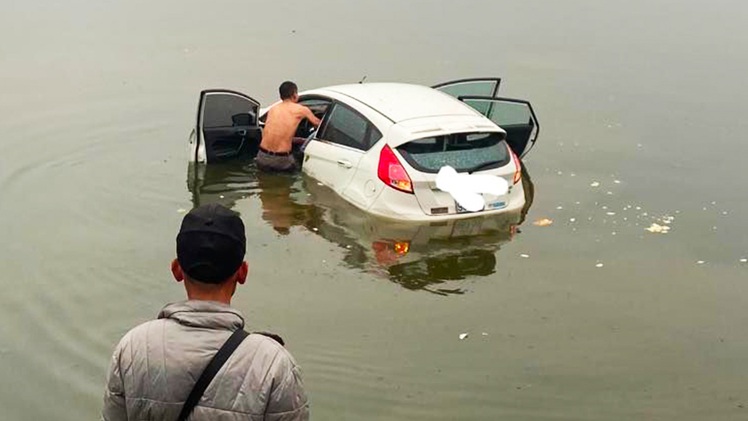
[189, 78, 539, 221]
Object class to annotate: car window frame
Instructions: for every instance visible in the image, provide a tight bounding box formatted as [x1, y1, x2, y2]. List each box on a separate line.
[316, 101, 382, 152]
[200, 90, 261, 129]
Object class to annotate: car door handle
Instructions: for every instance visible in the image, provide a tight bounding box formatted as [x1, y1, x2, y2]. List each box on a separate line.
[337, 159, 353, 169]
[236, 129, 247, 136]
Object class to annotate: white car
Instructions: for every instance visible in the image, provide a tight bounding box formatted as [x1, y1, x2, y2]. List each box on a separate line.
[189, 78, 539, 221]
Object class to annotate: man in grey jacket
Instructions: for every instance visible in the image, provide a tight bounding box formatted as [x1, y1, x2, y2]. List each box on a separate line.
[102, 203, 309, 420]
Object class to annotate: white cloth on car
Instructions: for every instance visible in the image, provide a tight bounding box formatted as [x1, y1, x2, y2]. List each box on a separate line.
[435, 166, 509, 212]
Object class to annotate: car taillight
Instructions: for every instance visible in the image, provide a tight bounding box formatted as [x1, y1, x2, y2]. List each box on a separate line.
[510, 149, 522, 185]
[378, 144, 413, 193]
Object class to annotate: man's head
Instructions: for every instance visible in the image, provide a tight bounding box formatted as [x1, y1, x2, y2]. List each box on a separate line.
[279, 81, 298, 101]
[172, 204, 248, 302]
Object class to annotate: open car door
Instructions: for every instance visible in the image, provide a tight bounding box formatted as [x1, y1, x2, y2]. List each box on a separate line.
[432, 77, 502, 98]
[458, 96, 540, 157]
[191, 90, 262, 163]
[432, 78, 540, 156]
[432, 77, 501, 115]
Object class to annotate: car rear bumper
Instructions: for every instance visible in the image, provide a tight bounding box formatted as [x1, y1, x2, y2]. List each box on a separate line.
[366, 180, 526, 222]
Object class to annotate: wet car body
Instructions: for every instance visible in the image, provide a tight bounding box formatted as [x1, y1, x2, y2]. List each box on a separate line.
[189, 78, 539, 222]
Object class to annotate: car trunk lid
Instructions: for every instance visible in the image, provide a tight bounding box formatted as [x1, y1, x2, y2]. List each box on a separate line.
[395, 132, 517, 216]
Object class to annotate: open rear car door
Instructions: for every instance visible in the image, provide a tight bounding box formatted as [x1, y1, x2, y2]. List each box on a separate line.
[191, 90, 262, 163]
[432, 78, 539, 157]
[458, 96, 539, 158]
[432, 77, 501, 98]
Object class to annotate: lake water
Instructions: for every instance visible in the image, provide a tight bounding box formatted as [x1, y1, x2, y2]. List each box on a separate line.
[1, 0, 747, 419]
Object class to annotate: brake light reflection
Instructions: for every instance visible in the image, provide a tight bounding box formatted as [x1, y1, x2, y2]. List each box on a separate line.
[393, 241, 410, 255]
[372, 240, 411, 265]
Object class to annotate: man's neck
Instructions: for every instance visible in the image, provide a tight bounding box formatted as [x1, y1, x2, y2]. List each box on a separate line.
[184, 279, 234, 305]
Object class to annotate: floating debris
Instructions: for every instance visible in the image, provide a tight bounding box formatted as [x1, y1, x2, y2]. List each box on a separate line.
[614, 180, 621, 184]
[312, 227, 319, 232]
[606, 191, 613, 195]
[533, 218, 553, 227]
[481, 332, 489, 336]
[740, 258, 747, 263]
[556, 206, 564, 210]
[595, 263, 604, 268]
[606, 212, 616, 216]
[590, 181, 600, 187]
[459, 333, 469, 340]
[569, 218, 576, 222]
[645, 223, 670, 234]
[697, 260, 705, 265]
[520, 254, 530, 258]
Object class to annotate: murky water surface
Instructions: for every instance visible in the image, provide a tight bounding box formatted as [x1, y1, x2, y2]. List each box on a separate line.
[1, 0, 747, 419]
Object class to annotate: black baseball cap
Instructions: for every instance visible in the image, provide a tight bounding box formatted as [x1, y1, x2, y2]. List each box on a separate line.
[176, 204, 246, 284]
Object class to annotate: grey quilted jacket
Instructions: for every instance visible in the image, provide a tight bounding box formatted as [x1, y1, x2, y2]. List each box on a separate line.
[102, 300, 309, 420]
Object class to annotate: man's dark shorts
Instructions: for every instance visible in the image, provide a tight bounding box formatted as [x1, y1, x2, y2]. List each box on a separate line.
[256, 148, 296, 172]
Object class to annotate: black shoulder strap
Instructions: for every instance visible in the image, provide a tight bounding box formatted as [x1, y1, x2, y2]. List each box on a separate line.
[177, 329, 249, 421]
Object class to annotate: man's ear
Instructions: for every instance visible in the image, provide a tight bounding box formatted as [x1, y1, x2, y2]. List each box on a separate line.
[171, 259, 185, 283]
[236, 261, 249, 285]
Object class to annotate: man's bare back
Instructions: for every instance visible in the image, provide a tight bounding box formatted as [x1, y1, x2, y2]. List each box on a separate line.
[260, 101, 320, 153]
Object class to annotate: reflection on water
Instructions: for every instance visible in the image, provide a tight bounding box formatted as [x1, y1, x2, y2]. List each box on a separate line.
[187, 161, 534, 294]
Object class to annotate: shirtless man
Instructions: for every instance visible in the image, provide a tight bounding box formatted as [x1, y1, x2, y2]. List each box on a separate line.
[256, 81, 321, 172]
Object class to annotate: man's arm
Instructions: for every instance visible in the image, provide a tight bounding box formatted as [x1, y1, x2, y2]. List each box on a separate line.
[101, 345, 127, 421]
[302, 106, 321, 127]
[265, 350, 309, 421]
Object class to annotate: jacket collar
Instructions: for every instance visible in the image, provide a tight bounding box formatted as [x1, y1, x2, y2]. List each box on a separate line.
[158, 300, 245, 330]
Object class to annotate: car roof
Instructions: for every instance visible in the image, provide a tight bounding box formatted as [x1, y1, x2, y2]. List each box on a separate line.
[310, 83, 479, 123]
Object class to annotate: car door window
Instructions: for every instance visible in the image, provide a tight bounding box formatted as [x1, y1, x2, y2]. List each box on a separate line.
[318, 103, 381, 151]
[432, 78, 501, 98]
[432, 78, 502, 115]
[459, 96, 539, 157]
[203, 93, 258, 128]
[296, 97, 332, 137]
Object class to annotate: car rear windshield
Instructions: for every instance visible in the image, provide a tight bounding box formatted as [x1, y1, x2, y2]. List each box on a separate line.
[397, 132, 509, 173]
